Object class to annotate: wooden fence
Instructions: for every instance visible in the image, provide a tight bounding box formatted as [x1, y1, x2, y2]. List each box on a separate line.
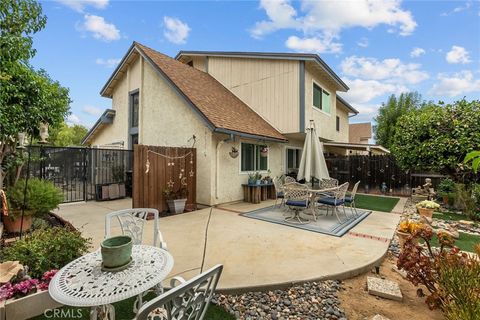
[133, 145, 196, 213]
[324, 155, 445, 196]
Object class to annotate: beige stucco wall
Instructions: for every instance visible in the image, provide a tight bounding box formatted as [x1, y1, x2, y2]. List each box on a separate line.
[305, 66, 349, 142]
[207, 57, 300, 134]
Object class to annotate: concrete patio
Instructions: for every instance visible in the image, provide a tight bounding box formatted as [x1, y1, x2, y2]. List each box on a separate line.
[54, 198, 404, 292]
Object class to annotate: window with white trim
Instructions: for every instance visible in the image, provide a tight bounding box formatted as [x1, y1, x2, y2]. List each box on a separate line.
[241, 143, 268, 172]
[313, 83, 331, 114]
[286, 148, 301, 173]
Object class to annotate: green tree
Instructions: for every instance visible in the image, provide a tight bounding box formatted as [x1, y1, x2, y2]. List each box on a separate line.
[391, 99, 480, 175]
[374, 92, 423, 150]
[0, 0, 70, 187]
[49, 122, 89, 146]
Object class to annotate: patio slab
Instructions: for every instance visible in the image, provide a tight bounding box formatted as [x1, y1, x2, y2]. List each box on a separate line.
[54, 198, 402, 292]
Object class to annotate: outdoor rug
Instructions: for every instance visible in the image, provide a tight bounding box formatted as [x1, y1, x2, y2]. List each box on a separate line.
[241, 206, 371, 237]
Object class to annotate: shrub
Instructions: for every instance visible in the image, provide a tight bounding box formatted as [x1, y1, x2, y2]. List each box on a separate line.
[1, 227, 91, 278]
[453, 183, 477, 220]
[438, 178, 455, 195]
[6, 178, 63, 218]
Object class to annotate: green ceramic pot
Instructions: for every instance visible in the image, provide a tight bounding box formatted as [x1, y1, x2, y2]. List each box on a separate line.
[101, 235, 133, 268]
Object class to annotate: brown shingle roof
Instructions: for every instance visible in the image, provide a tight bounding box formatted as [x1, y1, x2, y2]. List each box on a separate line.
[134, 43, 286, 141]
[349, 123, 372, 144]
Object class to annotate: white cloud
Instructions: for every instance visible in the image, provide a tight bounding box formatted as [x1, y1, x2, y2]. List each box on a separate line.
[79, 14, 120, 42]
[66, 114, 82, 125]
[163, 16, 190, 44]
[410, 47, 425, 58]
[95, 58, 121, 68]
[82, 105, 103, 116]
[357, 37, 369, 48]
[56, 0, 108, 12]
[430, 71, 480, 97]
[441, 1, 472, 16]
[251, 0, 299, 38]
[446, 46, 471, 64]
[340, 78, 408, 104]
[341, 56, 429, 84]
[285, 35, 342, 53]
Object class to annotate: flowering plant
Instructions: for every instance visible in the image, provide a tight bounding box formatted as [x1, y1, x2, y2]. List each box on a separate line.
[398, 220, 421, 234]
[0, 269, 58, 301]
[260, 147, 269, 153]
[416, 200, 440, 209]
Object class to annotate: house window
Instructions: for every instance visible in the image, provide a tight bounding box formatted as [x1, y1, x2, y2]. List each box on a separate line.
[131, 91, 139, 128]
[241, 143, 268, 172]
[286, 148, 301, 174]
[313, 83, 331, 114]
[187, 60, 193, 67]
[336, 116, 340, 132]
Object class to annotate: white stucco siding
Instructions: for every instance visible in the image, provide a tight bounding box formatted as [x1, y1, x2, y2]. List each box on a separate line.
[305, 66, 349, 142]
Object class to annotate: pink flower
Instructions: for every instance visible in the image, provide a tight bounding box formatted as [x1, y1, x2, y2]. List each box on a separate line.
[38, 269, 58, 291]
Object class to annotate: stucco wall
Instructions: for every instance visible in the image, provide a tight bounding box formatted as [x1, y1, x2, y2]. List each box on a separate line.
[304, 66, 349, 142]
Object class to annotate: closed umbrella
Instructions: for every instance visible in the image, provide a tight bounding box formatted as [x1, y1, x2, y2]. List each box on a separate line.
[297, 120, 329, 182]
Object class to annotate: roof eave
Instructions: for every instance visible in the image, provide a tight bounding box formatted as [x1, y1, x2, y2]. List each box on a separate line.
[81, 109, 116, 145]
[214, 128, 287, 143]
[336, 95, 359, 114]
[100, 42, 137, 98]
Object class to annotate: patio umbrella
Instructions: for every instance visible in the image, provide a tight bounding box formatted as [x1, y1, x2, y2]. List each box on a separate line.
[297, 120, 330, 182]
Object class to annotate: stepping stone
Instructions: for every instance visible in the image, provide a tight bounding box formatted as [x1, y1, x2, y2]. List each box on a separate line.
[367, 277, 403, 301]
[372, 315, 391, 320]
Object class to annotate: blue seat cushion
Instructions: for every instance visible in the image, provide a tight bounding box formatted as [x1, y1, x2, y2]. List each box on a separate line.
[318, 198, 344, 206]
[344, 196, 353, 203]
[277, 191, 284, 198]
[286, 199, 309, 207]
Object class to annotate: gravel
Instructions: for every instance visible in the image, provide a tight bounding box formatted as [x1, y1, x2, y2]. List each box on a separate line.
[213, 280, 346, 319]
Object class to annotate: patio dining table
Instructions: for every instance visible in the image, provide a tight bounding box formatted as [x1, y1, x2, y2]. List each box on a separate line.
[49, 244, 174, 320]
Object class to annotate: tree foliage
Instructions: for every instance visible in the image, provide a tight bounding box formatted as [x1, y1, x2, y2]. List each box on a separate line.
[49, 122, 88, 146]
[391, 99, 480, 174]
[374, 92, 423, 150]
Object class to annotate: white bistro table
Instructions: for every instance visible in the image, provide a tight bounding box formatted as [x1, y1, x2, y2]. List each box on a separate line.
[49, 245, 174, 320]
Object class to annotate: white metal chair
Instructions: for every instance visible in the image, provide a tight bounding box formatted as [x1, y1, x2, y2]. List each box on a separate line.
[284, 182, 310, 224]
[345, 181, 360, 216]
[105, 208, 167, 250]
[135, 265, 223, 320]
[317, 182, 349, 222]
[284, 176, 296, 184]
[272, 177, 285, 208]
[319, 178, 338, 189]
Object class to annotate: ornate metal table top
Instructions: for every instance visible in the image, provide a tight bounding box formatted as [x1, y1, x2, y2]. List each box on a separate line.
[49, 245, 174, 307]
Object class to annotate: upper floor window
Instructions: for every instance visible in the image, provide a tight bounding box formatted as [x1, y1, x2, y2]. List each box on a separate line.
[131, 91, 139, 128]
[313, 83, 331, 114]
[241, 142, 268, 172]
[336, 116, 340, 132]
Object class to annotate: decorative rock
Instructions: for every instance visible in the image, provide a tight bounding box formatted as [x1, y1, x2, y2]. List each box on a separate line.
[459, 220, 475, 226]
[391, 265, 407, 279]
[367, 277, 403, 301]
[372, 315, 391, 320]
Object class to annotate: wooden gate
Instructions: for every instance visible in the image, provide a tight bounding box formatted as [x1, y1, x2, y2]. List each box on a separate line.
[133, 145, 196, 213]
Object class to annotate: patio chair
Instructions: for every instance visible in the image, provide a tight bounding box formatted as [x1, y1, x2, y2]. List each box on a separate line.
[105, 208, 167, 250]
[317, 182, 349, 223]
[345, 181, 360, 216]
[135, 264, 223, 320]
[319, 178, 338, 189]
[284, 176, 296, 184]
[284, 182, 310, 224]
[272, 177, 285, 208]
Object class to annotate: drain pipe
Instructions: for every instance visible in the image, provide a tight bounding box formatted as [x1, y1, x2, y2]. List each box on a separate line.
[216, 134, 234, 200]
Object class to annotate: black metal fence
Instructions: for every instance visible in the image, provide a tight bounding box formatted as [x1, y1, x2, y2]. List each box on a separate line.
[325, 155, 445, 196]
[18, 146, 133, 203]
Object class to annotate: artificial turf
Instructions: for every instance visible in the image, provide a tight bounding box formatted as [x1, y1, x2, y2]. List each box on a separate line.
[426, 232, 480, 253]
[353, 194, 400, 212]
[433, 211, 477, 223]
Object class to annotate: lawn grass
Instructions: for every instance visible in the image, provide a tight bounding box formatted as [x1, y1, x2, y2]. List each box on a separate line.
[426, 232, 480, 253]
[433, 211, 478, 224]
[30, 297, 234, 320]
[354, 194, 400, 212]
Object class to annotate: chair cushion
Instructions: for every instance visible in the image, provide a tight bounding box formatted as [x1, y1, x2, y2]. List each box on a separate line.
[318, 198, 344, 206]
[286, 200, 308, 207]
[277, 191, 284, 198]
[344, 196, 353, 203]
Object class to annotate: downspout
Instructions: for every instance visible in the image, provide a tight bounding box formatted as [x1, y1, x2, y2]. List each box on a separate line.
[215, 134, 234, 200]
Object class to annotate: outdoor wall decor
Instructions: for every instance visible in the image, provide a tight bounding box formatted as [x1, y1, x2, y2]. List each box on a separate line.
[229, 147, 239, 159]
[38, 122, 49, 144]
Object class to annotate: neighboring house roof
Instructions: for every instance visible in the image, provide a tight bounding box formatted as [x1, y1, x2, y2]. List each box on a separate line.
[323, 141, 390, 154]
[349, 122, 372, 144]
[175, 51, 349, 92]
[336, 95, 359, 115]
[81, 109, 115, 145]
[98, 42, 287, 143]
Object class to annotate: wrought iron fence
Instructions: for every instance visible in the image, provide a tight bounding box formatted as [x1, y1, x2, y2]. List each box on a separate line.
[324, 155, 445, 196]
[18, 146, 133, 203]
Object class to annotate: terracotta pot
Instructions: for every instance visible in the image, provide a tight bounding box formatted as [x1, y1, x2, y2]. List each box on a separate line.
[396, 231, 410, 248]
[418, 207, 434, 219]
[3, 215, 33, 233]
[442, 195, 449, 205]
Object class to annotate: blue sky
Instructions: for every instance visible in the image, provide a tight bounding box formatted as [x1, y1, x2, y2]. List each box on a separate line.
[32, 0, 480, 127]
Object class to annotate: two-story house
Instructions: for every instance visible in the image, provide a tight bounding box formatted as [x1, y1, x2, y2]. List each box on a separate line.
[82, 42, 372, 205]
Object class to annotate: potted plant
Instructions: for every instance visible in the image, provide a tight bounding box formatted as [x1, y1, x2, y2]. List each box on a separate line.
[3, 178, 63, 233]
[438, 177, 455, 205]
[254, 172, 262, 185]
[416, 200, 440, 219]
[260, 146, 268, 157]
[229, 146, 239, 159]
[247, 172, 255, 185]
[164, 188, 188, 214]
[262, 170, 272, 184]
[396, 220, 421, 247]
